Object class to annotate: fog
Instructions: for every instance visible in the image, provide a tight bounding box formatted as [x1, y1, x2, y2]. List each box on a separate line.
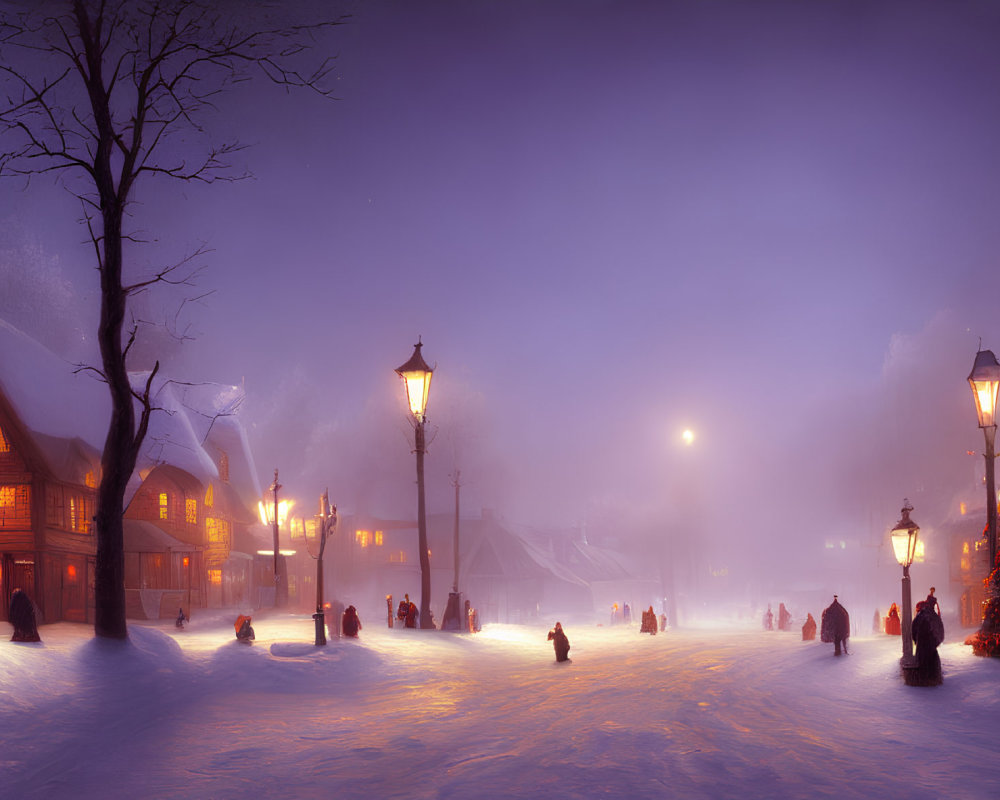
[3, 0, 1000, 619]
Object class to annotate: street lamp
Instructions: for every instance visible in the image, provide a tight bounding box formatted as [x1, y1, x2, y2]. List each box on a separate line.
[968, 348, 1000, 580]
[293, 492, 336, 645]
[257, 469, 293, 607]
[396, 338, 435, 629]
[890, 500, 920, 669]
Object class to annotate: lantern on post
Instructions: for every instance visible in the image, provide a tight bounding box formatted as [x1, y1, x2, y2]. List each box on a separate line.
[890, 500, 920, 669]
[968, 349, 1000, 582]
[396, 338, 435, 629]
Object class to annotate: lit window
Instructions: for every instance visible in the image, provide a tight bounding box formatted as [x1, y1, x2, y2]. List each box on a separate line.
[208, 569, 222, 585]
[960, 501, 967, 516]
[0, 486, 14, 508]
[0, 425, 9, 453]
[205, 484, 214, 507]
[67, 494, 92, 533]
[84, 470, 96, 489]
[159, 492, 168, 520]
[375, 530, 384, 546]
[356, 530, 371, 548]
[389, 551, 407, 564]
[206, 517, 230, 545]
[67, 564, 77, 580]
[185, 498, 197, 525]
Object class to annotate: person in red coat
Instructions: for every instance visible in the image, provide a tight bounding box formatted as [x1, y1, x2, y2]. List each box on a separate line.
[885, 603, 901, 636]
[342, 605, 362, 638]
[801, 613, 816, 641]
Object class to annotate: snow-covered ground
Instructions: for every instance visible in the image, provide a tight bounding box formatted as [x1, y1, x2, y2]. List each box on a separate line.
[1, 612, 998, 800]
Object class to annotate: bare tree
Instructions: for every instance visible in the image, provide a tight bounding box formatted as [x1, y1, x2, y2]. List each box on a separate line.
[0, 0, 344, 639]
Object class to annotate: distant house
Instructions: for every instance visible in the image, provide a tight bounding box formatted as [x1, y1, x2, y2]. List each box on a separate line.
[122, 376, 266, 617]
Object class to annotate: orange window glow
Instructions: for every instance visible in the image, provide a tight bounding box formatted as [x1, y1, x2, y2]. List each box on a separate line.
[67, 564, 77, 579]
[159, 493, 168, 520]
[185, 498, 197, 525]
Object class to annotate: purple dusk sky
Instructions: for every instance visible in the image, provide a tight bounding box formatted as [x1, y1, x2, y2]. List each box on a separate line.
[3, 0, 1000, 580]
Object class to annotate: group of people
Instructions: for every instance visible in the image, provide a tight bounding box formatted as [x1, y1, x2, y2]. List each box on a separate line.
[763, 603, 794, 632]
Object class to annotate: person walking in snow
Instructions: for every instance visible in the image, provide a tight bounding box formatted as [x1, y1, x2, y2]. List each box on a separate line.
[548, 621, 571, 662]
[885, 603, 901, 636]
[801, 613, 816, 641]
[778, 603, 792, 631]
[9, 588, 40, 642]
[342, 605, 362, 638]
[910, 600, 944, 686]
[763, 604, 774, 631]
[640, 606, 657, 634]
[925, 587, 941, 616]
[821, 595, 850, 655]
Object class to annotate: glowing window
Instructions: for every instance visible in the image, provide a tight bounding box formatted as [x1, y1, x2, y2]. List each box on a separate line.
[84, 470, 96, 489]
[67, 564, 77, 580]
[356, 530, 371, 548]
[206, 517, 230, 545]
[389, 551, 407, 564]
[0, 486, 14, 508]
[185, 498, 197, 525]
[375, 530, 384, 546]
[208, 569, 222, 585]
[159, 493, 168, 520]
[0, 425, 9, 452]
[69, 496, 91, 533]
[205, 484, 214, 508]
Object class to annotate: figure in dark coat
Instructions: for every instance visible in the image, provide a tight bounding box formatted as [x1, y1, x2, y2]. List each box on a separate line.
[9, 589, 40, 642]
[911, 601, 944, 686]
[778, 603, 792, 632]
[640, 606, 658, 634]
[821, 595, 850, 655]
[404, 601, 418, 628]
[801, 613, 816, 641]
[548, 621, 571, 662]
[924, 587, 941, 616]
[342, 605, 362, 638]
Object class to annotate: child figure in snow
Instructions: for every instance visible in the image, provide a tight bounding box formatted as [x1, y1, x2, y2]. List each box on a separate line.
[547, 621, 570, 662]
[235, 614, 255, 643]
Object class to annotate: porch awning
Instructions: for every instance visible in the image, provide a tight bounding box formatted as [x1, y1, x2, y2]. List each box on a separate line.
[124, 519, 199, 552]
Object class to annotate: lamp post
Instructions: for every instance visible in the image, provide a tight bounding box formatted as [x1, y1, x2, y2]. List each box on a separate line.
[890, 500, 920, 669]
[258, 469, 291, 608]
[300, 491, 336, 646]
[396, 338, 435, 629]
[968, 349, 1000, 581]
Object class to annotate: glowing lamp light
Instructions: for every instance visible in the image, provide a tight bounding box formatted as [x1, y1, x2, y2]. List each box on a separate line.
[969, 349, 1000, 429]
[890, 502, 920, 568]
[681, 429, 695, 446]
[258, 498, 293, 527]
[395, 339, 433, 420]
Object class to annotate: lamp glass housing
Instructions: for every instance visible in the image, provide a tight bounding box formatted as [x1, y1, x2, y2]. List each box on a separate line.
[891, 526, 918, 567]
[395, 342, 433, 419]
[968, 350, 1000, 428]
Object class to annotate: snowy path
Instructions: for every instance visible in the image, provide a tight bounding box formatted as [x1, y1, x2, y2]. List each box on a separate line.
[2, 617, 999, 799]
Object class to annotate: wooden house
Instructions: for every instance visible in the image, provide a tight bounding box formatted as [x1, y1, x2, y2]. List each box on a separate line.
[0, 387, 100, 623]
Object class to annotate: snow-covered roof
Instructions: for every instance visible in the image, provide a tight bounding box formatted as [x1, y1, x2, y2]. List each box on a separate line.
[0, 317, 109, 450]
[1, 317, 260, 506]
